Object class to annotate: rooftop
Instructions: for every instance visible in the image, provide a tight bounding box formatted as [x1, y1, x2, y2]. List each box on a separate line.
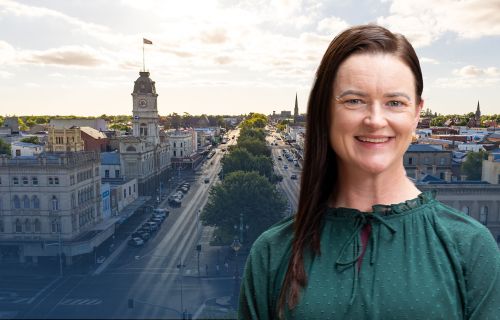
[406, 144, 447, 152]
[101, 152, 120, 165]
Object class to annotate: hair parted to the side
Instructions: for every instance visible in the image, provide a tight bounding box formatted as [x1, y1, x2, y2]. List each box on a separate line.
[276, 24, 423, 318]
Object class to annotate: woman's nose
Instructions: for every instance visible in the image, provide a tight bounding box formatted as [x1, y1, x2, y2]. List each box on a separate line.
[362, 102, 388, 129]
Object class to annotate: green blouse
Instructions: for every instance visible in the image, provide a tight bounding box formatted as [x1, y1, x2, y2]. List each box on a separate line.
[238, 192, 500, 319]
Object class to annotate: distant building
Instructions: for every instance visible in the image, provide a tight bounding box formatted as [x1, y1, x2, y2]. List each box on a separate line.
[50, 118, 108, 131]
[11, 142, 44, 158]
[80, 126, 108, 152]
[404, 144, 453, 180]
[47, 127, 85, 152]
[417, 183, 500, 245]
[482, 153, 500, 184]
[3, 117, 19, 134]
[467, 101, 481, 127]
[280, 111, 292, 117]
[0, 152, 105, 265]
[167, 129, 202, 169]
[293, 93, 299, 123]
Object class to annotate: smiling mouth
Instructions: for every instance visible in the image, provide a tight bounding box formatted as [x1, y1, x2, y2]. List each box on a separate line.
[355, 136, 392, 143]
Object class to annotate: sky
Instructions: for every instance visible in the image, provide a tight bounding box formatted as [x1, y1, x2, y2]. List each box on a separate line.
[0, 0, 499, 117]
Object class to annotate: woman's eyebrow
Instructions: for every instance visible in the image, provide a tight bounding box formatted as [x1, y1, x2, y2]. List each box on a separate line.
[384, 92, 411, 100]
[337, 90, 367, 98]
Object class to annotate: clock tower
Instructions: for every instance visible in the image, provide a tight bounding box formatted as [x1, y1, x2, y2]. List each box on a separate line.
[131, 71, 160, 145]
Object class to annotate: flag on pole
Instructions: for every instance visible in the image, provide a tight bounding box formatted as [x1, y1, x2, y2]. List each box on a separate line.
[143, 38, 153, 45]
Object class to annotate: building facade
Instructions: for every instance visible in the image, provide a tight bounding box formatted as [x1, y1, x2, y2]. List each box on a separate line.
[47, 127, 85, 152]
[404, 144, 453, 180]
[118, 71, 170, 196]
[0, 152, 105, 265]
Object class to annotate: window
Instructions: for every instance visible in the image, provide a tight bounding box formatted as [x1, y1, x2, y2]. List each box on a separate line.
[70, 175, 75, 185]
[0, 176, 2, 184]
[24, 219, 31, 233]
[498, 174, 500, 184]
[174, 150, 176, 157]
[32, 196, 40, 209]
[51, 196, 59, 211]
[32, 177, 38, 185]
[424, 157, 430, 164]
[123, 189, 127, 198]
[22, 177, 28, 185]
[115, 170, 120, 178]
[13, 196, 20, 209]
[55, 177, 59, 185]
[49, 177, 53, 185]
[34, 219, 41, 233]
[0, 220, 3, 232]
[95, 168, 99, 176]
[479, 206, 488, 225]
[71, 193, 76, 208]
[15, 219, 22, 233]
[174, 142, 176, 148]
[133, 184, 136, 192]
[105, 170, 110, 178]
[408, 157, 413, 165]
[51, 219, 60, 233]
[23, 195, 30, 209]
[439, 157, 446, 165]
[13, 177, 19, 185]
[15, 149, 21, 156]
[129, 186, 131, 195]
[181, 150, 183, 156]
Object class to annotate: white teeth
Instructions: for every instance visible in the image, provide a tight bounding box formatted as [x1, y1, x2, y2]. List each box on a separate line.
[357, 136, 389, 143]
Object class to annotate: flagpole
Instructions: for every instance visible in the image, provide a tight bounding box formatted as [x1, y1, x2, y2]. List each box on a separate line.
[142, 42, 145, 72]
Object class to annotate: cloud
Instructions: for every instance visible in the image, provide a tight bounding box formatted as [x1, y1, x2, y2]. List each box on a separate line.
[453, 65, 500, 77]
[213, 56, 232, 65]
[317, 16, 349, 35]
[435, 64, 500, 88]
[20, 46, 105, 67]
[0, 70, 13, 79]
[200, 28, 229, 44]
[378, 0, 500, 47]
[420, 57, 439, 65]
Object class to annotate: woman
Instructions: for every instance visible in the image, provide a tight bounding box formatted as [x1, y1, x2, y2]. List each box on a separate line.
[238, 25, 499, 319]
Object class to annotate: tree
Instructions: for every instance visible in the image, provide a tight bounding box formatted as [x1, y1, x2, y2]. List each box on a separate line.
[222, 148, 274, 181]
[20, 136, 40, 144]
[0, 138, 11, 155]
[201, 171, 287, 245]
[461, 150, 487, 180]
[236, 137, 271, 157]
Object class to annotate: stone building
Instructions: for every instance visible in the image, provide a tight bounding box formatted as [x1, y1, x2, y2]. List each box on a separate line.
[118, 71, 170, 196]
[0, 152, 107, 265]
[482, 154, 500, 184]
[418, 183, 500, 245]
[404, 144, 454, 180]
[80, 126, 108, 152]
[167, 129, 202, 169]
[47, 127, 84, 152]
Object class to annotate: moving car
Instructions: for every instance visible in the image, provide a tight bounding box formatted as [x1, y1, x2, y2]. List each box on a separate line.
[291, 174, 298, 180]
[204, 177, 210, 183]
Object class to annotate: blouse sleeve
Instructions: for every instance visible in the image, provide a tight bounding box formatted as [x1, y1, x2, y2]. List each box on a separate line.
[464, 226, 500, 319]
[238, 237, 273, 320]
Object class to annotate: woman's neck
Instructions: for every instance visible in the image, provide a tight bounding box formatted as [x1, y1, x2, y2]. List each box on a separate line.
[330, 164, 421, 212]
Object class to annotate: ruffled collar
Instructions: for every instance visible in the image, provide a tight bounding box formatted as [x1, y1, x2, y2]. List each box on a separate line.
[325, 190, 436, 218]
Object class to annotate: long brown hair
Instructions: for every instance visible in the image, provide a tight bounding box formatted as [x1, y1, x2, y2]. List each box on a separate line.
[277, 24, 423, 317]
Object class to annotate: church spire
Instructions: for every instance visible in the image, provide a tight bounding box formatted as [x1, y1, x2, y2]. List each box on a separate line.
[294, 93, 298, 123]
[475, 100, 481, 117]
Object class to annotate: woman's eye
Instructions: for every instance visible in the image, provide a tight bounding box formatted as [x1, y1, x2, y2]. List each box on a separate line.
[387, 100, 405, 107]
[346, 99, 362, 104]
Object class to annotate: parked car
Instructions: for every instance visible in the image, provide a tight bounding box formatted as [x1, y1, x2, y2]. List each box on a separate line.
[151, 214, 165, 222]
[139, 231, 151, 241]
[96, 256, 106, 264]
[146, 222, 159, 231]
[291, 174, 298, 180]
[178, 186, 189, 194]
[204, 177, 210, 183]
[153, 208, 169, 218]
[277, 156, 282, 160]
[128, 237, 144, 247]
[284, 165, 288, 169]
[168, 197, 182, 208]
[150, 217, 163, 225]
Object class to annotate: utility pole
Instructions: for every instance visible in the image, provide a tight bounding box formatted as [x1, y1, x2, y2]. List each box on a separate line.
[58, 215, 63, 277]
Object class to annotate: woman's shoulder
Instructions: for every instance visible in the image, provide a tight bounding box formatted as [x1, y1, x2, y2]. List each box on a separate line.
[427, 200, 498, 256]
[249, 216, 295, 258]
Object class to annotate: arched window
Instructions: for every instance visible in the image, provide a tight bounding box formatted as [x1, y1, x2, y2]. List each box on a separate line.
[15, 219, 22, 233]
[24, 219, 31, 232]
[23, 195, 30, 209]
[32, 196, 40, 209]
[34, 219, 41, 233]
[22, 177, 28, 185]
[13, 196, 20, 209]
[0, 220, 4, 232]
[479, 206, 488, 225]
[51, 196, 59, 211]
[51, 219, 59, 233]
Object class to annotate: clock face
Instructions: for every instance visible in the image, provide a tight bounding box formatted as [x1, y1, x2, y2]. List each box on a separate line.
[139, 99, 147, 108]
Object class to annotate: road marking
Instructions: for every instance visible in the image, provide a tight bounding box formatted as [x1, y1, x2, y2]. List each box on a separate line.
[59, 298, 102, 306]
[27, 276, 59, 304]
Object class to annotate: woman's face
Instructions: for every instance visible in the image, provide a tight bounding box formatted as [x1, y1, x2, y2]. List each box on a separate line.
[329, 53, 423, 175]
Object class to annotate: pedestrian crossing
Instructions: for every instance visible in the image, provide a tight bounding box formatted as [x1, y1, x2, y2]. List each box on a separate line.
[58, 298, 102, 306]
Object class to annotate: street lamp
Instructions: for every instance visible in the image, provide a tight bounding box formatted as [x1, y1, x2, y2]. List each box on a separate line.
[233, 213, 249, 243]
[176, 259, 187, 317]
[230, 238, 242, 307]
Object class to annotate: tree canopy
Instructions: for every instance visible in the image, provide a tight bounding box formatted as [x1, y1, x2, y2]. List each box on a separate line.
[0, 138, 11, 155]
[201, 171, 287, 245]
[461, 150, 487, 180]
[20, 136, 40, 144]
